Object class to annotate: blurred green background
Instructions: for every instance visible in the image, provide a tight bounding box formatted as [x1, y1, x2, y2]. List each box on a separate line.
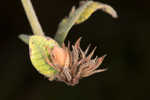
[0, 0, 150, 100]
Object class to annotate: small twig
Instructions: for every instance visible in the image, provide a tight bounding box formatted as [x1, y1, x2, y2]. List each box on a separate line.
[21, 0, 44, 36]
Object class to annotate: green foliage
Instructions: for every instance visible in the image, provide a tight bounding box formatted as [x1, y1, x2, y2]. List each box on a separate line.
[29, 35, 59, 79]
[76, 1, 118, 24]
[55, 0, 117, 45]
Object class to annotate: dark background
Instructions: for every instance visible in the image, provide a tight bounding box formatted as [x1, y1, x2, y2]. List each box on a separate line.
[0, 0, 150, 100]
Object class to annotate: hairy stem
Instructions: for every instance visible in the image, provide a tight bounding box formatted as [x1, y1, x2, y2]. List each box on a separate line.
[21, 0, 44, 35]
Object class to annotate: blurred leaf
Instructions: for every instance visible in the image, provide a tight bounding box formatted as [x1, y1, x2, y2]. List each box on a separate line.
[18, 34, 30, 44]
[55, 0, 118, 44]
[76, 1, 118, 24]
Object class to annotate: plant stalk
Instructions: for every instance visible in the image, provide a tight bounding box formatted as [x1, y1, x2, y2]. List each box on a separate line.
[21, 0, 44, 35]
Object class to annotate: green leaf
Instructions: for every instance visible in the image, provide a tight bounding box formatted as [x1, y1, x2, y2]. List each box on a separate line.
[55, 0, 118, 45]
[18, 34, 30, 44]
[76, 1, 118, 24]
[29, 35, 59, 79]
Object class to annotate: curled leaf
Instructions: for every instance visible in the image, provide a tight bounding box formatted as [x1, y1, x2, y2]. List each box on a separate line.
[55, 0, 118, 44]
[29, 35, 59, 80]
[76, 1, 118, 24]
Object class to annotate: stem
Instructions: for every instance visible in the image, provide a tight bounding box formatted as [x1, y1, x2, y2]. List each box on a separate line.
[21, 0, 44, 35]
[54, 1, 92, 45]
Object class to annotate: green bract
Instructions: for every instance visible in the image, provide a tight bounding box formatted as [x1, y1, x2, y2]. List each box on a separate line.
[29, 35, 59, 79]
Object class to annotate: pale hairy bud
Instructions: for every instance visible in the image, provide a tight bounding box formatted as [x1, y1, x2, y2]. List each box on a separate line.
[51, 46, 66, 67]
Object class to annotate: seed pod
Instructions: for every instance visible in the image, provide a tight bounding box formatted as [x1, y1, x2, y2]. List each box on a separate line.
[29, 35, 59, 80]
